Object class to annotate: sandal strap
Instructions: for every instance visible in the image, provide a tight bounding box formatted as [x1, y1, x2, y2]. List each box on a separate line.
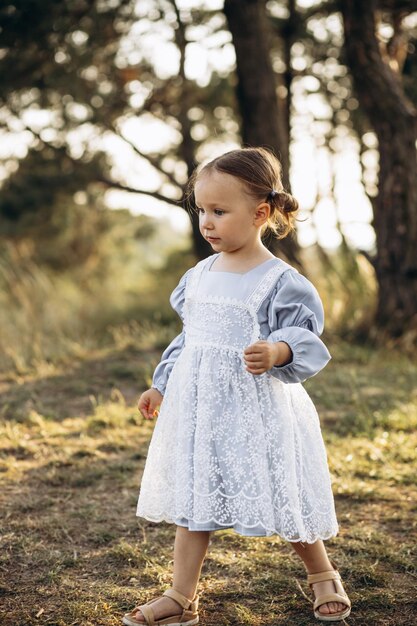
[189, 595, 199, 613]
[163, 588, 193, 610]
[307, 569, 341, 585]
[138, 603, 155, 626]
[314, 592, 351, 611]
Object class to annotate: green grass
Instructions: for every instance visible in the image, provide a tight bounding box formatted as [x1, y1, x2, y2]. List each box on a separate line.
[0, 340, 416, 625]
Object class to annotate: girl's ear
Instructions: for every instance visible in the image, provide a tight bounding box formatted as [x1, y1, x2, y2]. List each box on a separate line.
[253, 202, 270, 225]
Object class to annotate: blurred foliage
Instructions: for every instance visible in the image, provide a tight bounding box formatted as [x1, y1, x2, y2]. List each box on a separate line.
[0, 0, 239, 264]
[0, 213, 192, 372]
[304, 243, 377, 341]
[0, 0, 135, 268]
[0, 236, 376, 373]
[0, 0, 416, 351]
[0, 146, 113, 269]
[1, 0, 416, 234]
[0, 0, 132, 120]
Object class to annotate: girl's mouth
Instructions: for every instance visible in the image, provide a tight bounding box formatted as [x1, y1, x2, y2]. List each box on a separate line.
[207, 237, 220, 242]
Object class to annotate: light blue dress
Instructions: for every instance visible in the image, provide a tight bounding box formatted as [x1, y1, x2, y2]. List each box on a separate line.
[136, 253, 339, 542]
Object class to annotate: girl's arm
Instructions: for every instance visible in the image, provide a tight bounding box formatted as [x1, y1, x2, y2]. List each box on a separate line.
[273, 340, 293, 367]
[151, 330, 185, 395]
[266, 270, 331, 384]
[150, 267, 192, 395]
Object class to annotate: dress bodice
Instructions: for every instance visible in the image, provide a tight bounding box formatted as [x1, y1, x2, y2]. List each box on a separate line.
[151, 253, 331, 394]
[183, 255, 291, 353]
[196, 255, 279, 302]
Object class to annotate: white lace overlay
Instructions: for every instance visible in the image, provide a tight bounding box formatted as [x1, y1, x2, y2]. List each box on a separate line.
[137, 257, 339, 542]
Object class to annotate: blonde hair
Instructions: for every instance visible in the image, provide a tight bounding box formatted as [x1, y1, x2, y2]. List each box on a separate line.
[186, 147, 298, 239]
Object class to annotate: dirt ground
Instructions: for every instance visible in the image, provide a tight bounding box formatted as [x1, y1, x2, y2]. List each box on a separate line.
[1, 343, 416, 625]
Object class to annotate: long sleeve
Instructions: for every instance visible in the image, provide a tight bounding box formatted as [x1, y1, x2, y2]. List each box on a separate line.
[151, 268, 192, 395]
[266, 270, 331, 384]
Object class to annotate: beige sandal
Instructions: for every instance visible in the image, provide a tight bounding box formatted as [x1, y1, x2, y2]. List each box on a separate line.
[122, 587, 199, 626]
[307, 561, 351, 622]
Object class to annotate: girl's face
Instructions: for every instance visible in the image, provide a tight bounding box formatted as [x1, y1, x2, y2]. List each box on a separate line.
[194, 170, 268, 254]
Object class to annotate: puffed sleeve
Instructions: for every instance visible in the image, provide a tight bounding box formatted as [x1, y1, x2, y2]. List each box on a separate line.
[266, 270, 331, 384]
[151, 268, 192, 395]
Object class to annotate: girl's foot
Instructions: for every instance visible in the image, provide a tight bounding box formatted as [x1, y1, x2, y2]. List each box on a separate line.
[123, 588, 200, 626]
[130, 596, 183, 623]
[310, 579, 349, 616]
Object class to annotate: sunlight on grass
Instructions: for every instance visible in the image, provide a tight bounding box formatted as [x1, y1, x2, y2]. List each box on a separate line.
[233, 603, 261, 625]
[0, 242, 191, 374]
[87, 389, 139, 433]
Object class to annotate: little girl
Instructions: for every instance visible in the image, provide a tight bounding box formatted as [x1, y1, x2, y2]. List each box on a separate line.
[123, 147, 351, 625]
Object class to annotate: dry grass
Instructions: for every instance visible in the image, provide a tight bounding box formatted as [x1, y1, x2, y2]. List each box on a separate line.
[1, 340, 416, 626]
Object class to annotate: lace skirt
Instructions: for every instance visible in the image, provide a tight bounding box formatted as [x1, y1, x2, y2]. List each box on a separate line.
[137, 344, 339, 543]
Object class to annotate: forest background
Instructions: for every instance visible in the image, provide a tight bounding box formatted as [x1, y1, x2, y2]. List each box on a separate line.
[0, 1, 416, 625]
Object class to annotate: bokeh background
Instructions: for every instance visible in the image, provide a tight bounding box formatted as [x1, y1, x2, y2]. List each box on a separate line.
[1, 1, 416, 625]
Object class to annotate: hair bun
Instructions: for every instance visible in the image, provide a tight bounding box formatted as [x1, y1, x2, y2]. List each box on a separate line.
[276, 190, 299, 214]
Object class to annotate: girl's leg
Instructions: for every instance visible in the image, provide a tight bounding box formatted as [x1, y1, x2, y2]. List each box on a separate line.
[173, 525, 211, 599]
[132, 526, 210, 623]
[290, 539, 349, 616]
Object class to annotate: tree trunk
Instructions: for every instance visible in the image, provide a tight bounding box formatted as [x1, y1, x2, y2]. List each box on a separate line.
[169, 0, 213, 260]
[282, 0, 297, 156]
[341, 0, 417, 339]
[223, 0, 302, 267]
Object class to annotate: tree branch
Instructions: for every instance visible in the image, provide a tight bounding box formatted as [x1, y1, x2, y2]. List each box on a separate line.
[110, 121, 183, 190]
[95, 176, 182, 206]
[168, 0, 187, 80]
[301, 0, 341, 20]
[7, 114, 183, 209]
[379, 0, 417, 11]
[296, 0, 417, 21]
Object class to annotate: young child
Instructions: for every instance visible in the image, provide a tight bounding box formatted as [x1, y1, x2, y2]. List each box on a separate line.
[123, 147, 351, 625]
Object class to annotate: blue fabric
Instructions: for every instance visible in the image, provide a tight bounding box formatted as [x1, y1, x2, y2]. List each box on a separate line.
[150, 269, 190, 396]
[152, 258, 331, 394]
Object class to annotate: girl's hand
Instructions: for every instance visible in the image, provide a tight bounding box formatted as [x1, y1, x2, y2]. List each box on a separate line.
[138, 388, 163, 420]
[243, 340, 292, 375]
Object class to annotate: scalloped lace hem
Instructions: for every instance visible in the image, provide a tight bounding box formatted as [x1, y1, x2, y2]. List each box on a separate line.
[136, 512, 339, 543]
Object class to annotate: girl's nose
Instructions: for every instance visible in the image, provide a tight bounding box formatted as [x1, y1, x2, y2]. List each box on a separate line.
[200, 213, 213, 228]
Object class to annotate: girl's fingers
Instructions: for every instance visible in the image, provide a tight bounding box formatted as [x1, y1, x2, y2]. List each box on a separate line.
[245, 357, 264, 366]
[138, 394, 161, 420]
[244, 351, 262, 360]
[244, 348, 268, 359]
[246, 362, 266, 371]
[143, 406, 160, 419]
[245, 341, 268, 353]
[138, 400, 151, 419]
[247, 367, 266, 374]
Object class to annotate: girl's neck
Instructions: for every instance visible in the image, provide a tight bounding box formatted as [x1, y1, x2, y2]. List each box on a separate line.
[215, 247, 275, 273]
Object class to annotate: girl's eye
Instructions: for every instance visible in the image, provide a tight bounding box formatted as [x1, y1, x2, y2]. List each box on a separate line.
[197, 207, 225, 216]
